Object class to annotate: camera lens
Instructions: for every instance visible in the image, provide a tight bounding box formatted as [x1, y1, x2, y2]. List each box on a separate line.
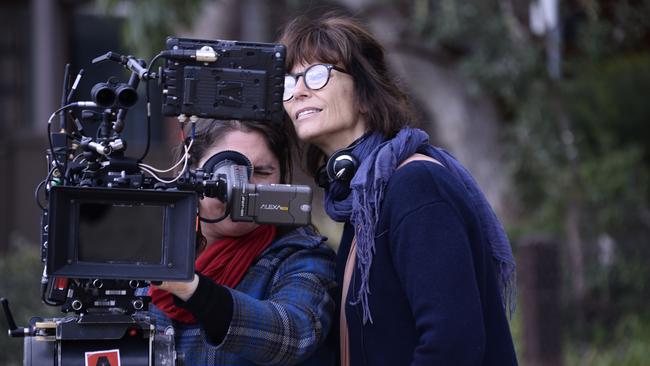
[115, 83, 138, 108]
[91, 82, 116, 108]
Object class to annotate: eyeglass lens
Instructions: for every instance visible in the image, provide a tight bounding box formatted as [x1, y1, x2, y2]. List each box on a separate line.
[283, 64, 332, 101]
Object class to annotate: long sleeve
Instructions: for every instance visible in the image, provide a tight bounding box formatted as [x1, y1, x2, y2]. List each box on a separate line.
[390, 200, 486, 365]
[381, 161, 488, 365]
[182, 242, 336, 366]
[178, 274, 233, 344]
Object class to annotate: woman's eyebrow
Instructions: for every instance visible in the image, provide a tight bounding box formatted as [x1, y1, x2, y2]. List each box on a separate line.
[253, 164, 276, 171]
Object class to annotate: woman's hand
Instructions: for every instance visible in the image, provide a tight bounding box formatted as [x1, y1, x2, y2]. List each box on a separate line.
[156, 274, 200, 302]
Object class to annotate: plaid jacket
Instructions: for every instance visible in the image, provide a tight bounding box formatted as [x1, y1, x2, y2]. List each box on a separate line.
[148, 227, 337, 366]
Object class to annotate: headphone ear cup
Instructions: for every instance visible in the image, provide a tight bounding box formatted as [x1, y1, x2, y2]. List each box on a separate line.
[326, 151, 358, 183]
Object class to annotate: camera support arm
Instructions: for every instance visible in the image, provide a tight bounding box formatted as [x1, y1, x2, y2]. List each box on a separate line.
[92, 52, 153, 81]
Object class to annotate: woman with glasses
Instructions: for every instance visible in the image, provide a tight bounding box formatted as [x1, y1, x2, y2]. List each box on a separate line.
[280, 12, 518, 365]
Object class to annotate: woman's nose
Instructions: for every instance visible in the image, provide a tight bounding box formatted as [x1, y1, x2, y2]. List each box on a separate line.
[292, 76, 310, 99]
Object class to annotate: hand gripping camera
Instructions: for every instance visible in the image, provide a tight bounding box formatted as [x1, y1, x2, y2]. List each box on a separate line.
[1, 37, 310, 366]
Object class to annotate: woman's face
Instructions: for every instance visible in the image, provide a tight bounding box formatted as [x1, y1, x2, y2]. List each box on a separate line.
[197, 129, 281, 243]
[283, 61, 367, 155]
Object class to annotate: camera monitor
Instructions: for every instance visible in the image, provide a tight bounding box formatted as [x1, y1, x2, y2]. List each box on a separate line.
[161, 37, 286, 122]
[46, 186, 197, 281]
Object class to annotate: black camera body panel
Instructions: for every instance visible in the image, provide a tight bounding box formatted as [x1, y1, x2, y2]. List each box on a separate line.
[23, 313, 175, 366]
[232, 184, 312, 225]
[162, 37, 286, 122]
[46, 186, 197, 281]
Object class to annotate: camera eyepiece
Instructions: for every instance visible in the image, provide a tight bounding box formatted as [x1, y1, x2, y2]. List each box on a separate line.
[201, 150, 252, 203]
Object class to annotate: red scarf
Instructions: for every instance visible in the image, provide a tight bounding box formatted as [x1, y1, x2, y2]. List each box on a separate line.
[150, 225, 277, 323]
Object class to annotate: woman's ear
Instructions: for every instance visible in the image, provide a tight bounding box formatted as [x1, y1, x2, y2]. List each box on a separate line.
[360, 106, 369, 115]
[357, 99, 369, 115]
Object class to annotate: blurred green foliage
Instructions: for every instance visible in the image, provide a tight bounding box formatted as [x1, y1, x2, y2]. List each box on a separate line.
[0, 236, 58, 366]
[98, 0, 207, 59]
[401, 0, 650, 363]
[565, 314, 650, 366]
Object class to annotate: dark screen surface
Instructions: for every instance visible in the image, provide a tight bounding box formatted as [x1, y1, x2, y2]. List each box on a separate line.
[77, 203, 164, 264]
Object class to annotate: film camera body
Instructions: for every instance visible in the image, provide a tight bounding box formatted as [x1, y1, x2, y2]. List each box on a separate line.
[1, 37, 311, 366]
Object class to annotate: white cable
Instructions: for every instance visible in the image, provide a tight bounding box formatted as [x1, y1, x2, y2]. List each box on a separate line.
[138, 141, 192, 184]
[139, 140, 193, 173]
[139, 157, 188, 184]
[47, 102, 98, 125]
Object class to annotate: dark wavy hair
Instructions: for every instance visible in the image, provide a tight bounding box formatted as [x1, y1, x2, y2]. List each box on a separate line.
[278, 11, 413, 175]
[177, 119, 295, 184]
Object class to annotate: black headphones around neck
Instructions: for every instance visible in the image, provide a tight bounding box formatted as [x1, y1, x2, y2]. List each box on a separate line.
[315, 133, 372, 188]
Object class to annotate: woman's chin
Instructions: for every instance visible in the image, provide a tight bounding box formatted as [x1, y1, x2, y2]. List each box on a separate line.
[297, 130, 329, 150]
[294, 122, 323, 142]
[202, 219, 260, 244]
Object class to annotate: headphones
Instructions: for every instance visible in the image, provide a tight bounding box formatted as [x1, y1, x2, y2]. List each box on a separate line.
[315, 134, 371, 188]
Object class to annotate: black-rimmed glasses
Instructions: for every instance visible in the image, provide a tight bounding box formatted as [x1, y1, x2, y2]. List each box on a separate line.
[283, 64, 348, 101]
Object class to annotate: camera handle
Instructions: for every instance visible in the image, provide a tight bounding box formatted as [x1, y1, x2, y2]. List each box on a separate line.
[1, 297, 32, 337]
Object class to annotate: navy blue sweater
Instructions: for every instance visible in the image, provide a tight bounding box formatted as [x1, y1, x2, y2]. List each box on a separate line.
[337, 161, 518, 365]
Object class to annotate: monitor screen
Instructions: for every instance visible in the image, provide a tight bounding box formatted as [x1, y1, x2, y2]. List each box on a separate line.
[77, 203, 164, 264]
[47, 186, 197, 281]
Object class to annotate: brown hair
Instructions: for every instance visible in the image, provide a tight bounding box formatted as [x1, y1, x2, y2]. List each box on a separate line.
[278, 12, 413, 175]
[177, 119, 296, 184]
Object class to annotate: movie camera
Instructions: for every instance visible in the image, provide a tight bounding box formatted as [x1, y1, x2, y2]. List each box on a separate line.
[1, 37, 311, 365]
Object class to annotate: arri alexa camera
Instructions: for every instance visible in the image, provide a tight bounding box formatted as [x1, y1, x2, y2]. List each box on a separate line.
[0, 37, 311, 366]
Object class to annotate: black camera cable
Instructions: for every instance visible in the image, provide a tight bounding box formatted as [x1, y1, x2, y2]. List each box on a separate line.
[199, 207, 231, 224]
[46, 102, 97, 176]
[134, 52, 165, 162]
[34, 166, 56, 211]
